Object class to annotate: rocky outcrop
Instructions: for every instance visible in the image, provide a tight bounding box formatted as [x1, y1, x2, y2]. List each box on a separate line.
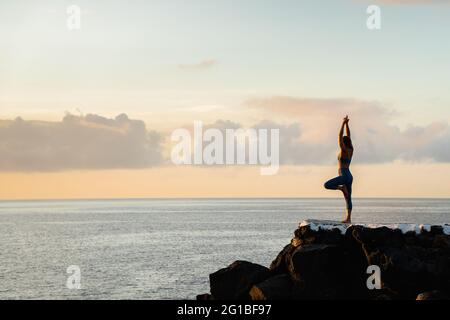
[209, 261, 271, 300]
[200, 220, 450, 300]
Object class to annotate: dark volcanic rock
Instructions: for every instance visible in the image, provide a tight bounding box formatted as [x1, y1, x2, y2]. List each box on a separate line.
[209, 261, 270, 300]
[196, 293, 212, 300]
[352, 226, 450, 298]
[289, 244, 343, 281]
[249, 274, 292, 300]
[416, 290, 449, 300]
[269, 244, 297, 275]
[289, 243, 368, 299]
[433, 235, 450, 249]
[203, 221, 450, 300]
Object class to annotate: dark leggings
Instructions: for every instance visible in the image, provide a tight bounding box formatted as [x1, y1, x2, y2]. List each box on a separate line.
[324, 168, 353, 210]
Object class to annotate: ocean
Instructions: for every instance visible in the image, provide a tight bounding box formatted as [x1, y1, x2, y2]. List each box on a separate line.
[0, 198, 449, 300]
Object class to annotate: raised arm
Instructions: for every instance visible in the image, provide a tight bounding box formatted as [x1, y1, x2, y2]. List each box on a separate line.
[339, 121, 345, 149]
[345, 121, 351, 139]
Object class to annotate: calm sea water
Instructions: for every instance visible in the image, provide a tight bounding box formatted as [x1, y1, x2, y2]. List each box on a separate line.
[0, 198, 449, 300]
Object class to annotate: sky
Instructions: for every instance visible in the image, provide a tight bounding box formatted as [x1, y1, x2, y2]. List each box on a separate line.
[1, 0, 450, 199]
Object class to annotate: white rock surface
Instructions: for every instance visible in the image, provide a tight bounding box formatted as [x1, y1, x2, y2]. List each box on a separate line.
[299, 219, 450, 235]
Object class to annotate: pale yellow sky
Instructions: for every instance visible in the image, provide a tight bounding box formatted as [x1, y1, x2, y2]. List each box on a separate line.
[2, 163, 450, 200]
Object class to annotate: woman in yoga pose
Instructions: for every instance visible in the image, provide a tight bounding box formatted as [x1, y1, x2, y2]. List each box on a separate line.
[324, 116, 354, 223]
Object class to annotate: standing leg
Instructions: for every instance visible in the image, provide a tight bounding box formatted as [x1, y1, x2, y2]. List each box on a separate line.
[324, 175, 350, 222]
[342, 182, 352, 224]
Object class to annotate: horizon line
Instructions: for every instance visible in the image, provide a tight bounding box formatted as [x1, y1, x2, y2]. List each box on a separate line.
[1, 196, 450, 202]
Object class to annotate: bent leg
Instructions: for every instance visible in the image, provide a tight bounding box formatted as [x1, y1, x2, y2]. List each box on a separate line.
[324, 175, 345, 190]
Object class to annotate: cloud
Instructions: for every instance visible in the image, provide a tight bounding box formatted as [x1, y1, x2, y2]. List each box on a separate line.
[0, 114, 162, 172]
[178, 59, 218, 70]
[2, 100, 450, 172]
[246, 96, 450, 165]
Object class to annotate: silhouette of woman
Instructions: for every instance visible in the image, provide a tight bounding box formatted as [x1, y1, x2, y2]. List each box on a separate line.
[324, 116, 354, 223]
